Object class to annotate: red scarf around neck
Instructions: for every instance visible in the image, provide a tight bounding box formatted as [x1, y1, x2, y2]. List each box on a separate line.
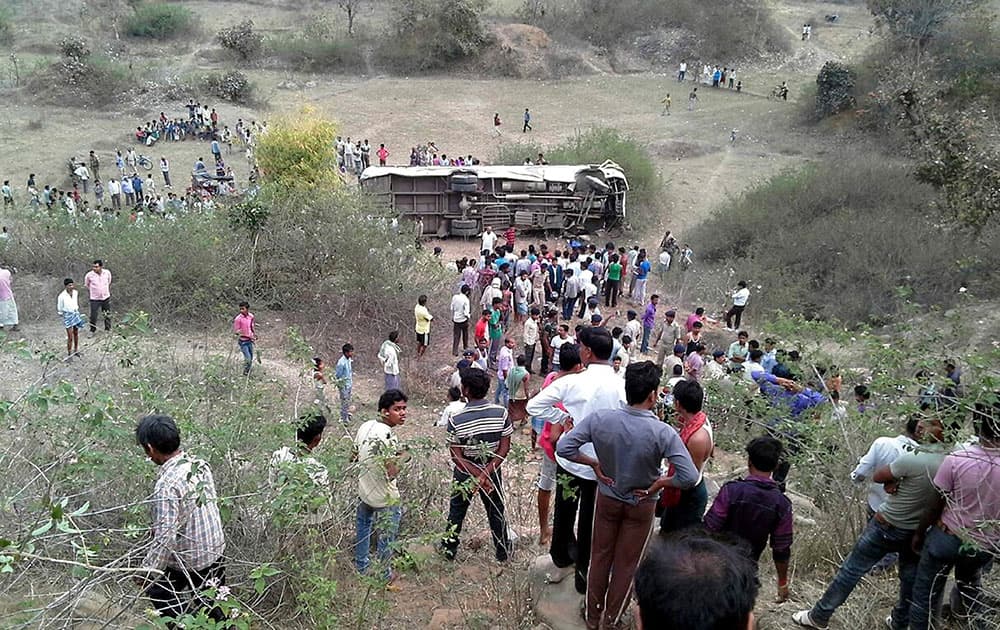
[659, 411, 707, 508]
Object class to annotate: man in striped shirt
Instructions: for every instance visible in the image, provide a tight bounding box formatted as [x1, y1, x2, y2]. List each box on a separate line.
[135, 414, 226, 622]
[442, 368, 514, 562]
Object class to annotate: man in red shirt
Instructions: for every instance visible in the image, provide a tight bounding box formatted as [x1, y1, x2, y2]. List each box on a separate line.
[504, 226, 516, 249]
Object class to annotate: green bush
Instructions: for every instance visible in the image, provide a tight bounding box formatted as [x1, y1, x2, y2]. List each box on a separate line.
[527, 0, 788, 61]
[124, 2, 194, 39]
[495, 127, 661, 230]
[815, 61, 856, 119]
[687, 155, 1000, 325]
[375, 0, 493, 73]
[217, 19, 264, 61]
[201, 69, 254, 103]
[267, 31, 364, 73]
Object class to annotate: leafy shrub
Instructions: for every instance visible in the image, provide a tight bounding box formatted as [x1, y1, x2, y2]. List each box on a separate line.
[253, 108, 339, 189]
[58, 36, 90, 60]
[267, 30, 364, 73]
[375, 0, 493, 73]
[201, 69, 254, 103]
[815, 61, 856, 119]
[495, 127, 661, 230]
[687, 154, 1000, 325]
[124, 2, 194, 39]
[527, 0, 788, 61]
[217, 19, 264, 62]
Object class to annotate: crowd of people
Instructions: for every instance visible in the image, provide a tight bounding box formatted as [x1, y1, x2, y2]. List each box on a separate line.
[0, 101, 259, 227]
[5, 215, 995, 628]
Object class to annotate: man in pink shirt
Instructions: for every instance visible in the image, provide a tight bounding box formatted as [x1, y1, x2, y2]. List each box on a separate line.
[83, 259, 112, 333]
[0, 264, 19, 332]
[233, 301, 257, 376]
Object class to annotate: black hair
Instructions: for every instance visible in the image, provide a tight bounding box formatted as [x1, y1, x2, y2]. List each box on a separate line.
[737, 330, 748, 339]
[748, 349, 763, 362]
[695, 307, 705, 315]
[136, 414, 181, 454]
[611, 326, 623, 339]
[297, 413, 327, 444]
[673, 364, 684, 376]
[530, 306, 540, 316]
[418, 294, 428, 305]
[460, 367, 491, 399]
[559, 343, 582, 371]
[635, 530, 759, 630]
[673, 380, 704, 413]
[748, 340, 760, 350]
[93, 259, 103, 266]
[746, 436, 782, 472]
[905, 415, 921, 436]
[378, 388, 408, 411]
[238, 300, 249, 308]
[627, 310, 637, 320]
[447, 386, 462, 402]
[388, 331, 399, 342]
[461, 285, 471, 295]
[516, 354, 526, 366]
[693, 321, 703, 329]
[578, 326, 614, 360]
[64, 278, 74, 286]
[625, 361, 662, 405]
[973, 396, 1000, 440]
[737, 280, 747, 288]
[342, 343, 354, 354]
[854, 385, 870, 400]
[622, 335, 632, 344]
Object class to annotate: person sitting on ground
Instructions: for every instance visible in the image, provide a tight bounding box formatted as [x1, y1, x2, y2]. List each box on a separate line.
[634, 529, 760, 630]
[704, 436, 793, 602]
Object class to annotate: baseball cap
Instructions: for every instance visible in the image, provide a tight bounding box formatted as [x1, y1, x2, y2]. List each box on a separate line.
[591, 314, 603, 323]
[712, 349, 725, 358]
[665, 309, 676, 316]
[673, 344, 686, 354]
[462, 349, 475, 357]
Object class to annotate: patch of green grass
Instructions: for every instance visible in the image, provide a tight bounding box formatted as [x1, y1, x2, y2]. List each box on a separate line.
[124, 2, 194, 40]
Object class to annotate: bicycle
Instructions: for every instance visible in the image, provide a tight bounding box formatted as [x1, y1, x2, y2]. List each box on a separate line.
[137, 154, 154, 171]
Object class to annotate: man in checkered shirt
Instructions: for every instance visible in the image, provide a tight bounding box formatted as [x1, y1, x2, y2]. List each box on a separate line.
[135, 414, 226, 622]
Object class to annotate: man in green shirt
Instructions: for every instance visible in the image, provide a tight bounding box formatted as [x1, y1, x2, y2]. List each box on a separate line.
[793, 416, 947, 630]
[603, 254, 623, 308]
[488, 296, 504, 370]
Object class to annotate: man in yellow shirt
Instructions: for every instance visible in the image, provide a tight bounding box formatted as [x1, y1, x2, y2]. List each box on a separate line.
[414, 294, 433, 358]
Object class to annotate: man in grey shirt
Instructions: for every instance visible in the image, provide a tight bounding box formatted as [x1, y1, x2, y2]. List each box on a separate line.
[558, 361, 698, 630]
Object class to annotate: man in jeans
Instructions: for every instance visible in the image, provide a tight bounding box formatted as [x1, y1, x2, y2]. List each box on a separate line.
[793, 415, 947, 629]
[84, 259, 112, 333]
[355, 390, 407, 584]
[908, 398, 1000, 630]
[232, 301, 256, 376]
[442, 368, 513, 562]
[450, 285, 471, 356]
[561, 269, 580, 321]
[558, 361, 698, 630]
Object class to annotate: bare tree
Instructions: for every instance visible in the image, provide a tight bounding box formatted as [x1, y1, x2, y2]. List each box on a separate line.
[338, 0, 366, 37]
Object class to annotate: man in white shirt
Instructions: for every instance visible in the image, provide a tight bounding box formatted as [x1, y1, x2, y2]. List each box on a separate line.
[481, 226, 498, 253]
[725, 280, 751, 330]
[523, 307, 540, 373]
[657, 249, 671, 278]
[741, 349, 765, 385]
[74, 163, 91, 194]
[450, 285, 471, 356]
[849, 418, 919, 574]
[269, 413, 332, 525]
[561, 269, 581, 321]
[526, 327, 625, 594]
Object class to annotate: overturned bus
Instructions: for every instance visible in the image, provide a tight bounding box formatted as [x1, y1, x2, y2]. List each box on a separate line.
[359, 161, 629, 237]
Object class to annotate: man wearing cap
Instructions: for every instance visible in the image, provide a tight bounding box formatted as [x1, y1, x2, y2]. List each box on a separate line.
[526, 327, 625, 594]
[664, 344, 686, 379]
[652, 309, 681, 367]
[590, 314, 604, 327]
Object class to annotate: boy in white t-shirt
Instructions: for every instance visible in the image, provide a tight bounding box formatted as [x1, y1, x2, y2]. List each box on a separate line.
[354, 389, 408, 583]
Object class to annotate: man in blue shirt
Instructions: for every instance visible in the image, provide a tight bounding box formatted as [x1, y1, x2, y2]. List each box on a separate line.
[632, 252, 652, 305]
[335, 343, 354, 423]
